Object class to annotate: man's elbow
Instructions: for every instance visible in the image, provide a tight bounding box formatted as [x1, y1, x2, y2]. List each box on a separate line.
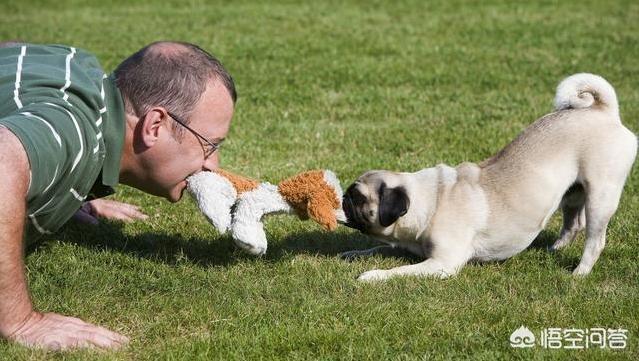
[0, 127, 30, 197]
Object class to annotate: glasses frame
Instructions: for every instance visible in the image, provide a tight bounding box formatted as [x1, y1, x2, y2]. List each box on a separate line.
[166, 111, 221, 159]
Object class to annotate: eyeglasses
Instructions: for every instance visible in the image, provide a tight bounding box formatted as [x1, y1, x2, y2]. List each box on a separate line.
[167, 111, 223, 159]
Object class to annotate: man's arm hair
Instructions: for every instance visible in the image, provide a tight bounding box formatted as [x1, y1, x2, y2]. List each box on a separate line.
[0, 126, 34, 337]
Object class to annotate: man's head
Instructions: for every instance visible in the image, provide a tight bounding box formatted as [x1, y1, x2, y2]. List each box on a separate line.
[114, 41, 236, 202]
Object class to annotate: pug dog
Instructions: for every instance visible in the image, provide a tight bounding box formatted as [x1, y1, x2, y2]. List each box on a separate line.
[342, 73, 637, 282]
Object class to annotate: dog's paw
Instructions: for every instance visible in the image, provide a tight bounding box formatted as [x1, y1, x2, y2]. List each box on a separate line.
[357, 269, 388, 282]
[550, 238, 571, 252]
[572, 264, 592, 276]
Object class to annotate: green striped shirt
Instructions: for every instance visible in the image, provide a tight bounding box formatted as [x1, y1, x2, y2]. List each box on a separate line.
[0, 44, 125, 240]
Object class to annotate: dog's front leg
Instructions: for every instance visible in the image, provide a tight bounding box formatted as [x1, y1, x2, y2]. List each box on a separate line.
[357, 230, 475, 282]
[357, 257, 466, 282]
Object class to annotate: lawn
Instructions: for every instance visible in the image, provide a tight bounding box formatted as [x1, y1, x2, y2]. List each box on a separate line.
[0, 0, 638, 359]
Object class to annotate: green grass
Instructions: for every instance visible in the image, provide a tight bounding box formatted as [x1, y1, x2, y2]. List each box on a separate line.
[1, 0, 638, 359]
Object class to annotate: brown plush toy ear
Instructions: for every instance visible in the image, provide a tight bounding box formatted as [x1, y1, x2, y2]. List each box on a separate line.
[307, 192, 339, 231]
[278, 170, 340, 231]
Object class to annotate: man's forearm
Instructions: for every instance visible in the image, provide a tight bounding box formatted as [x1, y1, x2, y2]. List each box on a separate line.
[0, 221, 33, 338]
[0, 118, 128, 350]
[0, 127, 34, 337]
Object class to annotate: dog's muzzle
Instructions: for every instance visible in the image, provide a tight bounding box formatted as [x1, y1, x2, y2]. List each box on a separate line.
[342, 183, 368, 232]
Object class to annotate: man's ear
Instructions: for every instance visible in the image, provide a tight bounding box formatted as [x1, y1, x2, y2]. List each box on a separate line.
[378, 182, 410, 227]
[139, 108, 165, 148]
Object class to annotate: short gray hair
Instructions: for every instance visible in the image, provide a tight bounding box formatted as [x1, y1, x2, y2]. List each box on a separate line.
[114, 41, 236, 137]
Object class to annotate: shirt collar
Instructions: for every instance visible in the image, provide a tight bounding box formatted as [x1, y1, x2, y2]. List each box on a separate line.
[101, 73, 125, 187]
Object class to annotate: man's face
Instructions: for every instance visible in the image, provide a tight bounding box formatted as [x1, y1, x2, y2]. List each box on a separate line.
[144, 79, 234, 202]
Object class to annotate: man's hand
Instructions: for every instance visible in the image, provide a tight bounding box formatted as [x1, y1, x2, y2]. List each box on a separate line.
[73, 199, 148, 225]
[7, 311, 129, 351]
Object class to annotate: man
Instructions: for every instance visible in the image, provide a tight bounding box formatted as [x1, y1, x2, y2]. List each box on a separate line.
[0, 41, 236, 350]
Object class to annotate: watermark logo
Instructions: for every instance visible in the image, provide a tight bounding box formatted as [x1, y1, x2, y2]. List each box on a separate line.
[510, 325, 536, 348]
[510, 326, 628, 350]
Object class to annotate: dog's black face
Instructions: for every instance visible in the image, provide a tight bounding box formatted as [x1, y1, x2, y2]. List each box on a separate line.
[343, 183, 371, 232]
[343, 173, 410, 234]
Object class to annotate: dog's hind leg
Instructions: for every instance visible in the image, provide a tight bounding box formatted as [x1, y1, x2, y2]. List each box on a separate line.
[551, 184, 586, 251]
[573, 183, 624, 276]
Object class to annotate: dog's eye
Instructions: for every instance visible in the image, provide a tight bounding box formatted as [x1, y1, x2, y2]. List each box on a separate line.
[352, 191, 367, 205]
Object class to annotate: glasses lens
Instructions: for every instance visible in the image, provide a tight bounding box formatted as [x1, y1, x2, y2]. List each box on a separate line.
[168, 111, 221, 159]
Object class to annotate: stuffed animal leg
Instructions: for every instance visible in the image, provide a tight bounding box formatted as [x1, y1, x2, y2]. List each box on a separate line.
[231, 182, 292, 255]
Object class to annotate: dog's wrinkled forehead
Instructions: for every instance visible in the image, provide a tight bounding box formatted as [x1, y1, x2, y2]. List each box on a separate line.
[356, 170, 403, 193]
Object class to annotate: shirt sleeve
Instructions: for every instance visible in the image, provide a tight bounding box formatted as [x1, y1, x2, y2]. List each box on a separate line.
[0, 102, 76, 203]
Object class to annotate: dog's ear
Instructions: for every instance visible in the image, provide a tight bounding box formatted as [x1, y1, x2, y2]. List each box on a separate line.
[378, 183, 410, 227]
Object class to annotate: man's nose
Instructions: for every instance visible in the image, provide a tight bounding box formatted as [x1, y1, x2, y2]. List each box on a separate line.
[202, 152, 220, 171]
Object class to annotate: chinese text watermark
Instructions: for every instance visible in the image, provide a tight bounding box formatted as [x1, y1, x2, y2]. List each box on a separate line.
[510, 325, 628, 350]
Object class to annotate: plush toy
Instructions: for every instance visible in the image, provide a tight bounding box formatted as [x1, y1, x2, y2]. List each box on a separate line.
[187, 169, 346, 255]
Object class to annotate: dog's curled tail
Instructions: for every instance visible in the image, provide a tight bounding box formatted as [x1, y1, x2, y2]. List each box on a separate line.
[554, 73, 619, 116]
